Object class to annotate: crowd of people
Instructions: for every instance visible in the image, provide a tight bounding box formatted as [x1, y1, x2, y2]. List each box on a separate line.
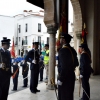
[0, 35, 94, 100]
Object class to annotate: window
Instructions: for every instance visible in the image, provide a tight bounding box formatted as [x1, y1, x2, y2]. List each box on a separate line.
[38, 23, 41, 32]
[15, 37, 18, 45]
[38, 36, 41, 42]
[25, 36, 27, 45]
[18, 25, 21, 33]
[47, 37, 49, 44]
[25, 24, 28, 32]
[19, 37, 20, 42]
[19, 49, 20, 55]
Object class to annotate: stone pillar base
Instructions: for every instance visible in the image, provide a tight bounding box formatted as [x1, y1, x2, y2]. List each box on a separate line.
[47, 84, 55, 90]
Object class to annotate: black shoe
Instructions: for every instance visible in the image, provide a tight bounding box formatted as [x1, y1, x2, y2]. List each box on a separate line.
[40, 79, 43, 81]
[12, 89, 17, 91]
[22, 86, 27, 87]
[79, 98, 83, 100]
[31, 90, 36, 94]
[36, 89, 40, 92]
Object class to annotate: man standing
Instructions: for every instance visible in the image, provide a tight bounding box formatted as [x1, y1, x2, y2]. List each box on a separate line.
[24, 42, 40, 93]
[44, 44, 49, 82]
[0, 37, 12, 100]
[79, 43, 93, 100]
[12, 61, 19, 91]
[20, 61, 29, 87]
[57, 34, 79, 100]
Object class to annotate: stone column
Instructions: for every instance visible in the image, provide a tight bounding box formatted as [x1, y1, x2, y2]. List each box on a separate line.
[75, 32, 81, 79]
[76, 33, 81, 56]
[43, 0, 58, 89]
[46, 26, 57, 90]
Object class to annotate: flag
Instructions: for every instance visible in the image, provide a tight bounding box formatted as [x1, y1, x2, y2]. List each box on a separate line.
[81, 23, 88, 43]
[56, 14, 67, 47]
[78, 23, 88, 53]
[10, 38, 16, 58]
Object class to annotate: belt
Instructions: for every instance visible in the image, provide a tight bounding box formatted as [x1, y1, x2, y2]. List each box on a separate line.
[0, 63, 10, 71]
[2, 67, 9, 71]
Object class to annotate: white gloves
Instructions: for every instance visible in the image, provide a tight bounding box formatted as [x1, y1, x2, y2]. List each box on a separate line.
[80, 75, 83, 78]
[57, 80, 62, 85]
[0, 64, 2, 68]
[22, 60, 25, 64]
[0, 63, 5, 68]
[32, 60, 36, 64]
[12, 59, 14, 63]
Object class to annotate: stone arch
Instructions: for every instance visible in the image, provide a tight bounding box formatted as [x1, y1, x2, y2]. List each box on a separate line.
[70, 0, 82, 32]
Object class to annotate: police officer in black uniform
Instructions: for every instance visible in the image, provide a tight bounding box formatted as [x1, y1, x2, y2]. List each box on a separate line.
[56, 46, 62, 100]
[57, 34, 79, 100]
[12, 61, 19, 91]
[0, 37, 12, 100]
[79, 43, 93, 100]
[24, 42, 40, 93]
[20, 61, 29, 87]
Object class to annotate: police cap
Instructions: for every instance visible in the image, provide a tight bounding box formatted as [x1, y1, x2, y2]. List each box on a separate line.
[32, 42, 39, 45]
[60, 33, 73, 43]
[1, 37, 11, 44]
[79, 43, 88, 49]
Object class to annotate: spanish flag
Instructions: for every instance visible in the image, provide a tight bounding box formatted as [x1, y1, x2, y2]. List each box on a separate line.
[81, 23, 88, 43]
[10, 38, 16, 58]
[56, 14, 67, 47]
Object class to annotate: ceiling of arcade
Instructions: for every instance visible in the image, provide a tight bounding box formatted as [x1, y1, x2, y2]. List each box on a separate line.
[70, 0, 82, 33]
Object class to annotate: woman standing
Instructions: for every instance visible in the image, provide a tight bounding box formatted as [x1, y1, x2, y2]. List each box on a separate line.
[79, 43, 93, 100]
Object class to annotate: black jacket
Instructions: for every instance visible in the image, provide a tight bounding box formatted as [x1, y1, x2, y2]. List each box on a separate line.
[25, 49, 40, 70]
[58, 44, 79, 82]
[20, 62, 29, 75]
[79, 52, 92, 76]
[0, 48, 12, 76]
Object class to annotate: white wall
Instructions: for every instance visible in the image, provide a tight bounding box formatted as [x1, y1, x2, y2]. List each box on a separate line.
[14, 14, 48, 56]
[0, 15, 14, 48]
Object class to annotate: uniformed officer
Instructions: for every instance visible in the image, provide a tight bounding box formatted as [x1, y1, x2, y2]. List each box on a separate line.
[79, 43, 93, 100]
[24, 42, 40, 93]
[57, 33, 79, 100]
[20, 60, 29, 87]
[0, 37, 12, 100]
[56, 46, 62, 100]
[12, 60, 19, 91]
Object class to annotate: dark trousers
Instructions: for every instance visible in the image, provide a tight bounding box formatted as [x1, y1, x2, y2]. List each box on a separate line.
[59, 73, 75, 100]
[58, 85, 61, 100]
[82, 76, 90, 100]
[30, 68, 39, 92]
[39, 68, 44, 80]
[23, 73, 28, 87]
[13, 75, 18, 90]
[0, 76, 10, 100]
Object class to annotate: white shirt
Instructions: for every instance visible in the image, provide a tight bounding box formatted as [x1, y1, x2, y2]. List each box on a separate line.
[0, 48, 6, 68]
[1, 47, 6, 52]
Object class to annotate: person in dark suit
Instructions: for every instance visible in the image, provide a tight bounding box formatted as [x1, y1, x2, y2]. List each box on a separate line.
[39, 55, 44, 81]
[79, 43, 93, 100]
[24, 42, 40, 94]
[12, 61, 19, 91]
[57, 33, 79, 100]
[20, 61, 29, 87]
[56, 46, 62, 100]
[0, 37, 12, 100]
